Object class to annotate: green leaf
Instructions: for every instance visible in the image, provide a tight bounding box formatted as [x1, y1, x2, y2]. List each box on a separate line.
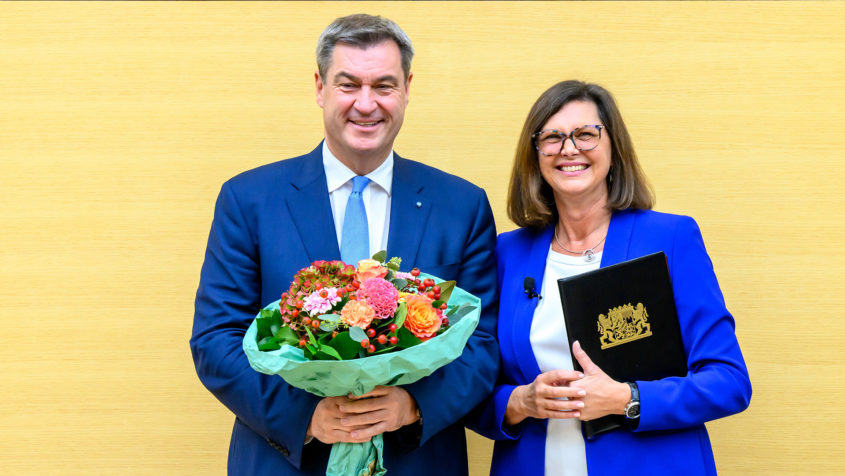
[372, 250, 387, 263]
[256, 317, 272, 338]
[396, 327, 423, 348]
[432, 299, 445, 309]
[257, 336, 282, 351]
[391, 278, 408, 290]
[315, 345, 343, 361]
[385, 269, 395, 281]
[305, 327, 318, 347]
[447, 304, 477, 323]
[387, 256, 402, 269]
[437, 280, 456, 303]
[349, 326, 367, 343]
[319, 320, 338, 332]
[260, 309, 274, 319]
[328, 331, 361, 360]
[322, 314, 341, 323]
[274, 325, 299, 346]
[393, 302, 407, 328]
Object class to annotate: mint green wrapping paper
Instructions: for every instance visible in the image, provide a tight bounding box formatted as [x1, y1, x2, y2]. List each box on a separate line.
[243, 276, 481, 476]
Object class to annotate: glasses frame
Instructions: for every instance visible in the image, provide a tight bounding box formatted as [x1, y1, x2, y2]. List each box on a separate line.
[532, 125, 604, 156]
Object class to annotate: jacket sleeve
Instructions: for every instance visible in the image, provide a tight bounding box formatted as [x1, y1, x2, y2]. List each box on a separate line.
[636, 216, 752, 431]
[189, 181, 319, 468]
[401, 189, 501, 446]
[465, 232, 521, 441]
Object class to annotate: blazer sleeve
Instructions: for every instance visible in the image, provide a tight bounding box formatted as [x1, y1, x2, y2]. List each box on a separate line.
[635, 216, 752, 432]
[189, 181, 320, 468]
[401, 189, 501, 446]
[465, 232, 522, 441]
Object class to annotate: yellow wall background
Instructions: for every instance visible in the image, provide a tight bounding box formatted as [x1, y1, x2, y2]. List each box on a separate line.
[2, 2, 843, 474]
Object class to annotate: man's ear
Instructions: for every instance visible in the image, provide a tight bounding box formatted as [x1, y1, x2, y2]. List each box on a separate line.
[315, 71, 325, 108]
[404, 72, 413, 107]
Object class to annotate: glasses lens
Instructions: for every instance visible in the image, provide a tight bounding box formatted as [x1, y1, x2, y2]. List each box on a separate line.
[536, 131, 564, 156]
[573, 126, 601, 151]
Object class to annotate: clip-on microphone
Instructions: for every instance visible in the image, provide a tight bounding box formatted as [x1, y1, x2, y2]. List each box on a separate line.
[524, 277, 542, 300]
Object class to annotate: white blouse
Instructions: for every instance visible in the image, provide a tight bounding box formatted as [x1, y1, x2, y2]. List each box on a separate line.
[528, 248, 601, 476]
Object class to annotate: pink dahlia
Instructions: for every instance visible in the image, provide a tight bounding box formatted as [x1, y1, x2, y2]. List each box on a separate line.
[359, 278, 399, 319]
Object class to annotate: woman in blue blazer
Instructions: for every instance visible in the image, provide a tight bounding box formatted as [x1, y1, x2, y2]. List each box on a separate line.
[469, 81, 751, 475]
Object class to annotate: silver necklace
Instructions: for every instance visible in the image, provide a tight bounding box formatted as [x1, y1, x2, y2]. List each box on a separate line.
[554, 228, 606, 262]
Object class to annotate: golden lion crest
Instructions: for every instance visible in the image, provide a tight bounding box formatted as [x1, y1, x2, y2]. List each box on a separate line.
[597, 302, 652, 349]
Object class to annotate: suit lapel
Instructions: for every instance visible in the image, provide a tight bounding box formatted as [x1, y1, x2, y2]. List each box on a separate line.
[285, 144, 342, 262]
[385, 155, 430, 264]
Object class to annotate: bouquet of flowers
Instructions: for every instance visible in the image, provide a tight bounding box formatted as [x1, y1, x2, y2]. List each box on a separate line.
[243, 251, 480, 476]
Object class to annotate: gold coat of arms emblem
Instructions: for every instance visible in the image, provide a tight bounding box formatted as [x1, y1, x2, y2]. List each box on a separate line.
[597, 302, 652, 349]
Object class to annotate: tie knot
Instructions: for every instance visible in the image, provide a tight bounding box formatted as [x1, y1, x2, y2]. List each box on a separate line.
[351, 176, 370, 193]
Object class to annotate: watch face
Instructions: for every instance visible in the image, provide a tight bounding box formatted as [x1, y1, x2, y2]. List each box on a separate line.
[625, 402, 640, 419]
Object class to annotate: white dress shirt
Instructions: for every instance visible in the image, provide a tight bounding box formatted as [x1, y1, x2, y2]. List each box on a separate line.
[529, 248, 601, 476]
[322, 141, 392, 258]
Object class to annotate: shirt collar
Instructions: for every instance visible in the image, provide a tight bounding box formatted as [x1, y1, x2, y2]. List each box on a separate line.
[322, 141, 393, 196]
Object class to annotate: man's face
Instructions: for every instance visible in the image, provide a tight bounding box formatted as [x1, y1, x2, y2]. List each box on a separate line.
[316, 40, 411, 171]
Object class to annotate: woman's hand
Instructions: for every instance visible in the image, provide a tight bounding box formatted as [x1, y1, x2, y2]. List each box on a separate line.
[504, 369, 585, 427]
[570, 340, 632, 421]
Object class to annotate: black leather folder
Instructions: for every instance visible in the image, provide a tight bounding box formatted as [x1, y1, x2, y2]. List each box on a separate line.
[557, 251, 688, 439]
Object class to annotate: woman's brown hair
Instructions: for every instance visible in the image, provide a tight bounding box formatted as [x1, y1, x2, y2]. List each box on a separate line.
[507, 80, 654, 229]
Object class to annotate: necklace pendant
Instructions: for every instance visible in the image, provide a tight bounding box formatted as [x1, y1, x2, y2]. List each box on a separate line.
[583, 249, 595, 262]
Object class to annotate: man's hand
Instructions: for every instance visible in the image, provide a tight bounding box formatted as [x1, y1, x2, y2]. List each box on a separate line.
[339, 386, 420, 441]
[307, 396, 373, 444]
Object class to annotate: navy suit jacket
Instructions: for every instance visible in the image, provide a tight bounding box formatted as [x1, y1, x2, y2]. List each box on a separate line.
[190, 144, 499, 475]
[468, 209, 751, 476]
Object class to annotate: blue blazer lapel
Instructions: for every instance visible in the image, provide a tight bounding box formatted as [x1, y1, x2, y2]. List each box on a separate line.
[600, 209, 636, 268]
[285, 143, 341, 262]
[386, 155, 430, 263]
[511, 226, 554, 384]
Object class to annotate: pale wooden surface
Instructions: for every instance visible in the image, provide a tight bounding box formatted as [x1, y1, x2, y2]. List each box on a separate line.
[1, 2, 843, 474]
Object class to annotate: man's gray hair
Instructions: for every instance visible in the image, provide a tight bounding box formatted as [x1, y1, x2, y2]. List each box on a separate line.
[316, 14, 414, 82]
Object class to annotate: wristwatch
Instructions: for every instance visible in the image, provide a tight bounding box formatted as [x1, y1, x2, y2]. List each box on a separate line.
[624, 382, 640, 420]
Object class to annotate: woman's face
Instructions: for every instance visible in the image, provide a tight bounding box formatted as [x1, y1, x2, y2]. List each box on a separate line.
[537, 100, 612, 205]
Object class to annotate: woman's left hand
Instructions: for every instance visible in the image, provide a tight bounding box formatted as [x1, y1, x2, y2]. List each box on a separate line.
[570, 340, 632, 421]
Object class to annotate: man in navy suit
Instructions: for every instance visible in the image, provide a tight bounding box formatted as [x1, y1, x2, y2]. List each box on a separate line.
[190, 14, 499, 475]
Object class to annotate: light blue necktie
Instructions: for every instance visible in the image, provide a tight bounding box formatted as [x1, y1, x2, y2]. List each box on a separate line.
[340, 176, 371, 265]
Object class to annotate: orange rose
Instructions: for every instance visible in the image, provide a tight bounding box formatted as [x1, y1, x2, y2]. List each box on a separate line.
[341, 299, 376, 329]
[403, 294, 441, 340]
[355, 259, 388, 282]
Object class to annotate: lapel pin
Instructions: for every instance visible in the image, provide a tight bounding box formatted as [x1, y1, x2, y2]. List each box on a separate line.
[416, 201, 422, 208]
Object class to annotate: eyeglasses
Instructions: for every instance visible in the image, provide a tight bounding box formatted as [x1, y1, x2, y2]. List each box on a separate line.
[532, 125, 603, 156]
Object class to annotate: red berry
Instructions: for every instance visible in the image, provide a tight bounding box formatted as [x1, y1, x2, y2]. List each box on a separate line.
[368, 344, 376, 353]
[366, 328, 376, 338]
[311, 320, 320, 328]
[298, 339, 307, 347]
[352, 281, 361, 290]
[426, 291, 436, 299]
[337, 289, 344, 298]
[315, 282, 323, 290]
[432, 285, 440, 293]
[440, 303, 448, 310]
[295, 301, 303, 309]
[388, 324, 397, 332]
[442, 318, 449, 326]
[302, 317, 311, 326]
[377, 335, 387, 344]
[332, 331, 338, 338]
[360, 339, 369, 348]
[389, 336, 398, 345]
[410, 268, 420, 277]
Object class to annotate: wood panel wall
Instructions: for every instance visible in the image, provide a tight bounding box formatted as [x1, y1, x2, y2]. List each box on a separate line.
[2, 2, 843, 474]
